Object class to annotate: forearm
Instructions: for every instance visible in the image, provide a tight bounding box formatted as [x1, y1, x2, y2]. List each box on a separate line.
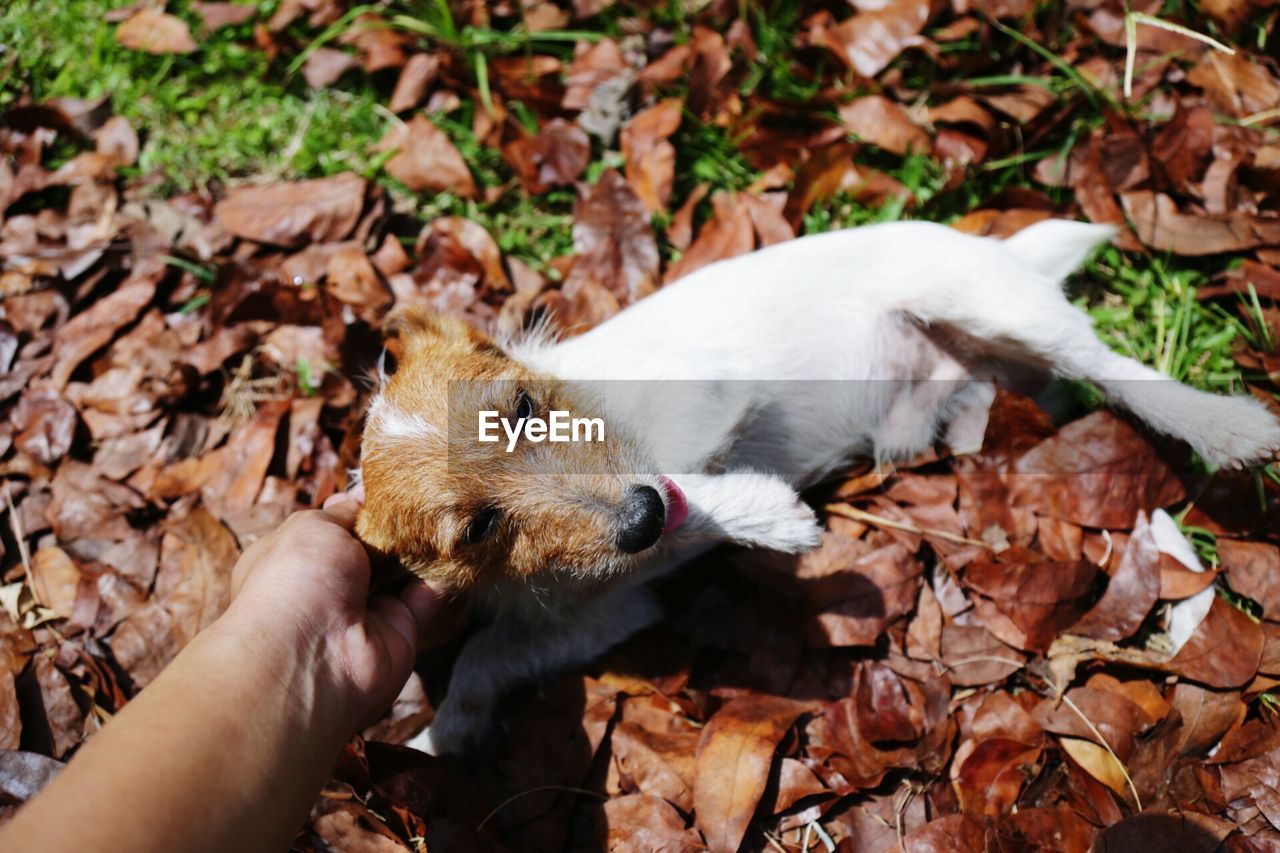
[0, 615, 352, 853]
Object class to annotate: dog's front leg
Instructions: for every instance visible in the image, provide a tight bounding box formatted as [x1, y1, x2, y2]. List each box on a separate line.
[670, 471, 823, 554]
[406, 584, 661, 755]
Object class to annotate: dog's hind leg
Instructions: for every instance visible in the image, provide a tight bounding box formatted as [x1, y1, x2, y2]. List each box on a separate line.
[908, 243, 1280, 468]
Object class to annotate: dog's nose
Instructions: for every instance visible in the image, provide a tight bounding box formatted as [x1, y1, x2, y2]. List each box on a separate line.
[616, 485, 665, 553]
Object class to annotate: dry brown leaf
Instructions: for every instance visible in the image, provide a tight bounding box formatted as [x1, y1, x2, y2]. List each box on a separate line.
[0, 671, 20, 750]
[1071, 511, 1160, 641]
[813, 0, 932, 78]
[1011, 411, 1185, 528]
[502, 119, 591, 194]
[31, 655, 83, 759]
[214, 173, 368, 246]
[953, 737, 1043, 816]
[621, 99, 682, 216]
[664, 191, 754, 284]
[693, 695, 808, 853]
[1187, 51, 1280, 119]
[1219, 539, 1280, 616]
[963, 559, 1098, 652]
[388, 53, 440, 113]
[377, 115, 476, 198]
[155, 507, 237, 646]
[1122, 191, 1280, 256]
[599, 794, 703, 852]
[303, 47, 358, 88]
[193, 2, 257, 32]
[563, 169, 659, 310]
[30, 546, 81, 620]
[115, 9, 197, 55]
[1169, 595, 1265, 689]
[839, 95, 931, 156]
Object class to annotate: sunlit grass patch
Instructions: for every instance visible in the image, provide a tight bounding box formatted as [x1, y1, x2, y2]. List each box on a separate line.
[1, 0, 388, 193]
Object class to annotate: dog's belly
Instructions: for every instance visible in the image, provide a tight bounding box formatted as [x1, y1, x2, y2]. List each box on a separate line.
[546, 314, 983, 485]
[520, 222, 1005, 481]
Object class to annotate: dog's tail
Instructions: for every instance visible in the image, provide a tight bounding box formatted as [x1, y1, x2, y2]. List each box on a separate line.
[1003, 219, 1117, 284]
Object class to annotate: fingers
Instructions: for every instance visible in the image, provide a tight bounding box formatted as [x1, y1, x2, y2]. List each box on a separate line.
[321, 489, 364, 530]
[399, 581, 443, 631]
[368, 595, 417, 658]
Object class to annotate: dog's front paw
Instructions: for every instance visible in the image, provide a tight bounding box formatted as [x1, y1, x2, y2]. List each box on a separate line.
[406, 696, 489, 756]
[1193, 395, 1280, 469]
[755, 497, 824, 553]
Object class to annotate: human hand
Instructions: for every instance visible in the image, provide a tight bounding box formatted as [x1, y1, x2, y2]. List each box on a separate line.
[216, 489, 440, 734]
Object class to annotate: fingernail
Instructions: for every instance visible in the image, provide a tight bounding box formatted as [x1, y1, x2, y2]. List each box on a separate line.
[399, 581, 442, 630]
[323, 491, 352, 510]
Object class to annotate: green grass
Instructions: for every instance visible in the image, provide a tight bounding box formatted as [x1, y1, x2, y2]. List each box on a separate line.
[1080, 249, 1256, 392]
[0, 0, 388, 193]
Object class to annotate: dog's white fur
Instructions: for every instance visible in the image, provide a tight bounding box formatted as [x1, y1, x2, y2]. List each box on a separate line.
[407, 220, 1280, 754]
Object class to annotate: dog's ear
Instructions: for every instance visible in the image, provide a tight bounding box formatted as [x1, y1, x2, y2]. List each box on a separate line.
[386, 306, 503, 357]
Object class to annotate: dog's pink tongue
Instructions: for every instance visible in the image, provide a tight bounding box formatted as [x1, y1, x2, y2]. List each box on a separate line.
[658, 476, 688, 534]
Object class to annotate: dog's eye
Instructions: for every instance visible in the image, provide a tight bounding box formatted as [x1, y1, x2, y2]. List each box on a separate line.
[514, 390, 534, 422]
[465, 506, 501, 544]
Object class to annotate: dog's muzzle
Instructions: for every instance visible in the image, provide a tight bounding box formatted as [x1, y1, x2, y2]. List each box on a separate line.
[616, 485, 665, 553]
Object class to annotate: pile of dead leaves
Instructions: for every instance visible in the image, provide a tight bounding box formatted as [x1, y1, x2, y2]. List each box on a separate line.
[3, 0, 1280, 850]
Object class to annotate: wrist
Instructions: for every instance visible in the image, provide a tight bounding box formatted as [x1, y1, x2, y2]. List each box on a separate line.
[198, 607, 357, 743]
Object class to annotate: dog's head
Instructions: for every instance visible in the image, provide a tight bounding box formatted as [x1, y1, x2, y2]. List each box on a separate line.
[356, 309, 685, 597]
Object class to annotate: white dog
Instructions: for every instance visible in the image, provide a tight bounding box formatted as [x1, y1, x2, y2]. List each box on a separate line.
[353, 219, 1280, 754]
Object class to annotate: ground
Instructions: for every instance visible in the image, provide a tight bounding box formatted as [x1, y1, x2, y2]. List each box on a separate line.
[1, 0, 1280, 850]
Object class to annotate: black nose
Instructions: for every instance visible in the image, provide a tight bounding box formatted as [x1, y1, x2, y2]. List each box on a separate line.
[616, 485, 665, 554]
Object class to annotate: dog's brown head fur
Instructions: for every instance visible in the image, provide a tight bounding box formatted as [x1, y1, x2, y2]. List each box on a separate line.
[356, 309, 665, 599]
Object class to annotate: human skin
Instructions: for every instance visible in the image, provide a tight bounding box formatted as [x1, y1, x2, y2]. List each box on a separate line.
[0, 491, 440, 853]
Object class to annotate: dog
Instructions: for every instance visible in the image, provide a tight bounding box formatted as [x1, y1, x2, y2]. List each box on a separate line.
[355, 219, 1280, 754]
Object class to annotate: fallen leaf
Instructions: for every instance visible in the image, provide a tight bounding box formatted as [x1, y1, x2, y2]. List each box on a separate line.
[1169, 595, 1265, 689]
[1011, 411, 1185, 528]
[798, 536, 922, 647]
[303, 48, 359, 89]
[1123, 191, 1280, 256]
[664, 191, 754, 283]
[50, 262, 163, 388]
[0, 751, 62, 804]
[953, 737, 1043, 816]
[1170, 682, 1243, 755]
[30, 655, 83, 758]
[214, 173, 368, 247]
[962, 559, 1098, 652]
[193, 2, 256, 32]
[503, 119, 591, 194]
[115, 8, 197, 54]
[388, 53, 439, 113]
[30, 547, 81, 620]
[693, 695, 808, 853]
[376, 115, 476, 198]
[599, 794, 702, 852]
[1187, 51, 1280, 119]
[1219, 539, 1280, 616]
[155, 507, 238, 646]
[11, 388, 77, 465]
[1071, 511, 1160, 641]
[611, 718, 698, 811]
[0, 671, 21, 750]
[563, 169, 659, 312]
[901, 812, 986, 852]
[621, 99, 682, 216]
[813, 0, 932, 78]
[839, 96, 931, 156]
